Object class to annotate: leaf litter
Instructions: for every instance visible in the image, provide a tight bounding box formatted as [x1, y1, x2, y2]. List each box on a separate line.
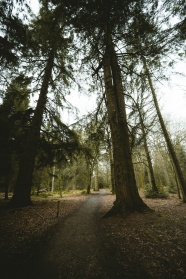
[0, 191, 186, 279]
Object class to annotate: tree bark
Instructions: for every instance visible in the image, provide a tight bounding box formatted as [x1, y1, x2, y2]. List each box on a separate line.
[105, 126, 115, 193]
[143, 132, 158, 192]
[86, 171, 92, 194]
[9, 51, 54, 207]
[171, 161, 181, 199]
[103, 33, 149, 216]
[137, 105, 158, 192]
[4, 178, 9, 200]
[94, 162, 99, 191]
[51, 164, 56, 193]
[142, 56, 186, 202]
[109, 146, 115, 194]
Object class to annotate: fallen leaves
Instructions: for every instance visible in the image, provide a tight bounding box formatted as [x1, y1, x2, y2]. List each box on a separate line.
[0, 194, 88, 257]
[0, 191, 186, 278]
[98, 192, 186, 279]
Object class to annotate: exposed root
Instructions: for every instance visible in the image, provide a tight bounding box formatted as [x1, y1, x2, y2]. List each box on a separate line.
[102, 202, 153, 219]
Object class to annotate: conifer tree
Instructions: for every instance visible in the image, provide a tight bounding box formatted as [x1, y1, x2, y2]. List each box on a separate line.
[9, 2, 74, 207]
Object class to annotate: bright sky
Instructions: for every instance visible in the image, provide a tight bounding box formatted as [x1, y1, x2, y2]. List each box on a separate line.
[161, 87, 186, 121]
[158, 60, 186, 122]
[64, 83, 186, 125]
[29, 0, 40, 14]
[29, 0, 186, 124]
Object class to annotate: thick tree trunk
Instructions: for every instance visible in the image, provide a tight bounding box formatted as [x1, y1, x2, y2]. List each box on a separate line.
[103, 35, 149, 216]
[142, 56, 186, 202]
[9, 51, 54, 207]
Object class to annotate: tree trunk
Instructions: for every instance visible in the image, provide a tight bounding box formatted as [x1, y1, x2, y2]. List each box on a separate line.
[105, 126, 115, 193]
[51, 164, 56, 193]
[143, 137, 158, 192]
[142, 56, 186, 202]
[94, 162, 99, 191]
[36, 181, 40, 196]
[86, 171, 92, 194]
[170, 159, 181, 199]
[9, 51, 54, 207]
[4, 178, 9, 200]
[109, 146, 115, 194]
[138, 106, 158, 192]
[103, 33, 149, 216]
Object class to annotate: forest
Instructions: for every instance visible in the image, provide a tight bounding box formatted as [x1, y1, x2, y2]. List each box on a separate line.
[0, 0, 186, 278]
[0, 0, 186, 211]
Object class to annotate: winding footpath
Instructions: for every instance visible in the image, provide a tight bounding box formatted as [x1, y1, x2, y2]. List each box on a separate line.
[37, 189, 109, 279]
[2, 189, 151, 279]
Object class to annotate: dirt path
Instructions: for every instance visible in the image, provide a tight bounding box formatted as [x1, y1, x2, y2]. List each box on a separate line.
[2, 189, 119, 279]
[36, 189, 110, 279]
[1, 190, 186, 279]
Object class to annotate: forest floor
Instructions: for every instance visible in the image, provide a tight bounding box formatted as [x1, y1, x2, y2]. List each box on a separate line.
[0, 189, 186, 279]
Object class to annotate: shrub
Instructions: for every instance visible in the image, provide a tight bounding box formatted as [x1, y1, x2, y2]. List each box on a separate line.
[144, 188, 169, 199]
[81, 189, 87, 195]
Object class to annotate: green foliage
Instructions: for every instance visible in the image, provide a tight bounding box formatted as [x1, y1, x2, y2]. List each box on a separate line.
[61, 157, 90, 191]
[144, 186, 169, 199]
[168, 187, 178, 194]
[63, 189, 71, 194]
[98, 175, 110, 189]
[36, 119, 82, 168]
[81, 189, 87, 195]
[1, 0, 185, 207]
[0, 1, 28, 67]
[0, 73, 31, 182]
[35, 191, 54, 198]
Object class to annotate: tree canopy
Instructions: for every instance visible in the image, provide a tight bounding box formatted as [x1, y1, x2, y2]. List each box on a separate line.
[0, 0, 185, 214]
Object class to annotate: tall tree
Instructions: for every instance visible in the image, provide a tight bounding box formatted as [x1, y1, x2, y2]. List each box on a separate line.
[61, 0, 150, 215]
[9, 3, 74, 207]
[0, 73, 31, 199]
[121, 7, 186, 200]
[103, 31, 148, 215]
[164, 0, 186, 41]
[142, 56, 186, 201]
[0, 0, 28, 67]
[128, 91, 159, 193]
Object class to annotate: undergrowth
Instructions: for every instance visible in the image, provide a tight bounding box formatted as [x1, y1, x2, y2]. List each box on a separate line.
[144, 188, 169, 199]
